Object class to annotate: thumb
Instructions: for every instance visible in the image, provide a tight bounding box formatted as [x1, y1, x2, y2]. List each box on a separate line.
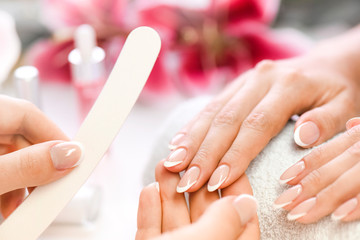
[0, 141, 83, 195]
[160, 194, 258, 240]
[294, 96, 355, 148]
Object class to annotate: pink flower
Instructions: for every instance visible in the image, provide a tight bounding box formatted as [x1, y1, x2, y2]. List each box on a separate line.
[139, 0, 308, 95]
[0, 11, 21, 84]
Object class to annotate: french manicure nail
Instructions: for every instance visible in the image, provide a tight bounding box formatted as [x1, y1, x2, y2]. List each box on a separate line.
[287, 197, 316, 221]
[169, 133, 185, 150]
[208, 165, 230, 192]
[164, 148, 187, 167]
[294, 121, 320, 147]
[274, 185, 302, 209]
[176, 166, 200, 193]
[279, 161, 305, 184]
[331, 198, 358, 221]
[149, 182, 160, 192]
[50, 141, 84, 170]
[233, 194, 258, 225]
[346, 117, 360, 130]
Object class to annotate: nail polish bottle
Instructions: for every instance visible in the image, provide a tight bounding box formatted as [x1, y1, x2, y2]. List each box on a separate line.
[68, 24, 106, 122]
[14, 65, 41, 108]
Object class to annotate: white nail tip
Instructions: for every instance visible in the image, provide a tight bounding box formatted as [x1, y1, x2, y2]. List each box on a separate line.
[176, 181, 196, 193]
[168, 144, 176, 150]
[149, 182, 160, 192]
[273, 201, 292, 210]
[207, 178, 226, 192]
[279, 176, 296, 185]
[287, 212, 306, 221]
[294, 124, 308, 147]
[163, 160, 182, 168]
[331, 213, 346, 221]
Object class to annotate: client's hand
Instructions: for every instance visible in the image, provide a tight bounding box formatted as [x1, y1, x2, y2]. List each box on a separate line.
[0, 96, 83, 218]
[164, 33, 360, 194]
[274, 117, 360, 223]
[136, 160, 259, 240]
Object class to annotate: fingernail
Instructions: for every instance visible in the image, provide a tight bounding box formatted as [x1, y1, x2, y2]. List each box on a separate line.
[233, 194, 258, 225]
[207, 165, 230, 192]
[287, 197, 316, 221]
[294, 121, 320, 147]
[279, 161, 305, 184]
[164, 148, 187, 168]
[176, 166, 200, 193]
[346, 117, 360, 130]
[331, 198, 358, 221]
[50, 141, 84, 170]
[169, 133, 185, 150]
[274, 185, 302, 209]
[149, 182, 160, 192]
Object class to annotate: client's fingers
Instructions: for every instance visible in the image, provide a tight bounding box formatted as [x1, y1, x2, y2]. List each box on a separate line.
[157, 195, 258, 240]
[155, 160, 190, 232]
[338, 193, 360, 222]
[0, 141, 83, 195]
[1, 189, 25, 218]
[136, 182, 161, 240]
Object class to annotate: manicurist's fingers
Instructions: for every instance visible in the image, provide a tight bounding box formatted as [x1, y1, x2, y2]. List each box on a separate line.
[156, 195, 258, 240]
[0, 189, 25, 218]
[0, 96, 68, 143]
[155, 160, 190, 232]
[294, 93, 356, 148]
[0, 141, 83, 195]
[136, 182, 161, 240]
[189, 184, 219, 222]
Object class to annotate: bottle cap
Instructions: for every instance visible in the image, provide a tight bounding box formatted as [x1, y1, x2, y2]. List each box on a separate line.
[14, 66, 41, 107]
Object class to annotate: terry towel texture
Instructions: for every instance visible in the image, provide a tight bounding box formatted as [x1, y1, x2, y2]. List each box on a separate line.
[143, 96, 360, 240]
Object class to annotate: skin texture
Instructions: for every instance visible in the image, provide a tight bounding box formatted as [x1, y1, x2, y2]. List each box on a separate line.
[164, 25, 360, 194]
[276, 118, 360, 223]
[136, 160, 260, 240]
[0, 95, 74, 218]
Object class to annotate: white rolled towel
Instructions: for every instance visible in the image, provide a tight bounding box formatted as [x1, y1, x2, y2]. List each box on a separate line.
[143, 96, 360, 240]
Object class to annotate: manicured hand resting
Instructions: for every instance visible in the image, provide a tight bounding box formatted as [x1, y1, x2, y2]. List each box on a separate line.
[164, 26, 360, 194]
[0, 96, 83, 218]
[136, 160, 259, 240]
[274, 117, 360, 223]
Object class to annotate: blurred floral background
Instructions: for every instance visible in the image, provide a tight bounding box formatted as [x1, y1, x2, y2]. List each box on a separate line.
[1, 0, 360, 101]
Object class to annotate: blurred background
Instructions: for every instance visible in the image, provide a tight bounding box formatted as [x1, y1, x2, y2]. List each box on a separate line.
[0, 0, 360, 239]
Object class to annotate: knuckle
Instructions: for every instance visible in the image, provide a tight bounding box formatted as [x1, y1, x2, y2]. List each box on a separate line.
[304, 146, 323, 167]
[194, 146, 211, 165]
[301, 169, 323, 192]
[213, 110, 236, 127]
[346, 124, 360, 139]
[255, 60, 276, 72]
[200, 101, 223, 119]
[242, 112, 271, 133]
[18, 149, 42, 185]
[224, 144, 242, 161]
[280, 69, 304, 85]
[347, 141, 360, 157]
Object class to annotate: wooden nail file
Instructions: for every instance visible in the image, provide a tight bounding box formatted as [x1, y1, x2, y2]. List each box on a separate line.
[0, 26, 161, 240]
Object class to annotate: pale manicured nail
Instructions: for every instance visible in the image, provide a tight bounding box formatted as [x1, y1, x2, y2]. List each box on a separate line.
[208, 165, 230, 192]
[176, 166, 200, 193]
[164, 148, 187, 168]
[331, 198, 358, 221]
[287, 197, 316, 221]
[294, 121, 320, 147]
[279, 161, 305, 184]
[274, 185, 302, 209]
[346, 117, 360, 130]
[50, 141, 84, 170]
[233, 194, 258, 225]
[169, 133, 185, 150]
[149, 182, 160, 192]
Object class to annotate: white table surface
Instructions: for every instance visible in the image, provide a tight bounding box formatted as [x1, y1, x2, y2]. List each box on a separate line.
[3, 80, 184, 240]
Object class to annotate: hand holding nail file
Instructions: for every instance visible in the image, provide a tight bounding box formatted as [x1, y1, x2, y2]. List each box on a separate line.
[0, 26, 161, 239]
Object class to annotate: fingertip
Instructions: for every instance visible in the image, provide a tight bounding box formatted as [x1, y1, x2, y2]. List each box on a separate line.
[233, 194, 258, 225]
[346, 117, 360, 130]
[294, 121, 320, 148]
